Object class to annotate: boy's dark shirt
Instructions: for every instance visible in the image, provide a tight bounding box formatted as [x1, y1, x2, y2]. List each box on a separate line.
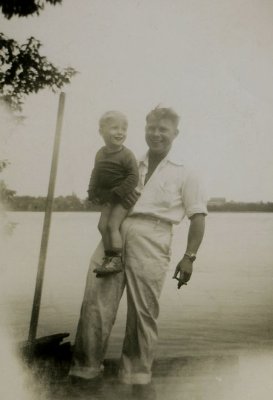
[88, 146, 139, 203]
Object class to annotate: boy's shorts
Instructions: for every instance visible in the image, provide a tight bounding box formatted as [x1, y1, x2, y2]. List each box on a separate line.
[90, 188, 137, 210]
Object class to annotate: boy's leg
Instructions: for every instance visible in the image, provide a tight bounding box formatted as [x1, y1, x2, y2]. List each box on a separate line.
[97, 204, 112, 251]
[96, 204, 129, 276]
[69, 241, 125, 379]
[107, 203, 129, 251]
[95, 204, 115, 275]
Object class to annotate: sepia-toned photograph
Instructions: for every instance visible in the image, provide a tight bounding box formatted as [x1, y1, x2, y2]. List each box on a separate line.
[1, 1, 273, 399]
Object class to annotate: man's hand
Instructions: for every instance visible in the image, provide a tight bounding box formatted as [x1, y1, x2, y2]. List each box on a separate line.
[122, 189, 141, 209]
[173, 256, 193, 289]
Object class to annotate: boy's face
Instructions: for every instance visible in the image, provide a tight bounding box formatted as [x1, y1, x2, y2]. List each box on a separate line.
[145, 117, 178, 156]
[100, 118, 127, 149]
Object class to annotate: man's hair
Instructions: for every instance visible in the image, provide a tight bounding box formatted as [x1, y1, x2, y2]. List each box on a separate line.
[146, 107, 180, 127]
[99, 110, 128, 131]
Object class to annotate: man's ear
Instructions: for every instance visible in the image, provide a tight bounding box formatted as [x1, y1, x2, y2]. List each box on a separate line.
[175, 129, 179, 137]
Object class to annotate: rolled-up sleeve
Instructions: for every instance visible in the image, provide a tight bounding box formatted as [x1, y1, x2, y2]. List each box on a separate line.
[182, 170, 208, 218]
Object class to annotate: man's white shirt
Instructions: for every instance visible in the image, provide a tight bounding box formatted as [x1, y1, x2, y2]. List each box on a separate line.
[130, 149, 208, 224]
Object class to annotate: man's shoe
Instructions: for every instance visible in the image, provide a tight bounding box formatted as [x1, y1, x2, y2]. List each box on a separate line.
[95, 256, 123, 277]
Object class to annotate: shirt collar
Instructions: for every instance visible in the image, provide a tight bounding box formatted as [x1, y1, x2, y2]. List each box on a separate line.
[138, 147, 184, 166]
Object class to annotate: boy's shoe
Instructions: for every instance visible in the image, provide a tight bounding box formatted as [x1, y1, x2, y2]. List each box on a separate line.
[94, 256, 123, 277]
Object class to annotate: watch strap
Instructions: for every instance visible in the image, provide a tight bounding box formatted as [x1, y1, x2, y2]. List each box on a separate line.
[184, 252, 196, 262]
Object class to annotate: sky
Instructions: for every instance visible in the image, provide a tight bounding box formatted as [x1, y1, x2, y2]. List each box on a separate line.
[1, 0, 273, 202]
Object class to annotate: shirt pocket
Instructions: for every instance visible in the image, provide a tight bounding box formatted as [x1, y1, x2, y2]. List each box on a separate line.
[158, 180, 179, 207]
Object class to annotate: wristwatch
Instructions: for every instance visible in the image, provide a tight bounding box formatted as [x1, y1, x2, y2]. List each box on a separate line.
[184, 252, 196, 262]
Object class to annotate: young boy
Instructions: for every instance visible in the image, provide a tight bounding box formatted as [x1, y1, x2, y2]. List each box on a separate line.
[88, 111, 139, 277]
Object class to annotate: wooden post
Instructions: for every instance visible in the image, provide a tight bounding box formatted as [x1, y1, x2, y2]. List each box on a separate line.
[28, 92, 66, 343]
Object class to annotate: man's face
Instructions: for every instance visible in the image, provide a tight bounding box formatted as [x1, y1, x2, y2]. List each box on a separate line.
[145, 118, 178, 156]
[100, 118, 127, 149]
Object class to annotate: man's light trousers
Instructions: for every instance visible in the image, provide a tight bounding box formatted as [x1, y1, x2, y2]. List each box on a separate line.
[69, 215, 173, 384]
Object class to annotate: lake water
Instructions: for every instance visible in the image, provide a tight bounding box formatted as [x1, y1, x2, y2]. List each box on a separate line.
[1, 212, 273, 359]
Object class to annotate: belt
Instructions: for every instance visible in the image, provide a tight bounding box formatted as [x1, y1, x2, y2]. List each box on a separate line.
[129, 214, 173, 227]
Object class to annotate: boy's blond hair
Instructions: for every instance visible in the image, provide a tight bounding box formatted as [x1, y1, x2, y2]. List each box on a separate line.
[99, 111, 128, 131]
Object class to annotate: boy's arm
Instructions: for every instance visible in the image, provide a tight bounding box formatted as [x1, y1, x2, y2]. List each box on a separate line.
[111, 151, 139, 199]
[87, 150, 102, 202]
[87, 167, 98, 201]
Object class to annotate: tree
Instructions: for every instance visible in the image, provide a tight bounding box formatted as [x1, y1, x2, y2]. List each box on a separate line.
[0, 0, 62, 19]
[0, 0, 76, 229]
[0, 179, 16, 204]
[0, 159, 9, 172]
[0, 162, 17, 236]
[0, 33, 75, 110]
[0, 0, 76, 111]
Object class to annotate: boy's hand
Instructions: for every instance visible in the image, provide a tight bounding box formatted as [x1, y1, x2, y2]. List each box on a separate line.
[173, 256, 193, 289]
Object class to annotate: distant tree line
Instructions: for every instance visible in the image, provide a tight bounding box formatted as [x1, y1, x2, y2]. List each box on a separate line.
[2, 191, 273, 212]
[5, 193, 101, 212]
[208, 201, 273, 212]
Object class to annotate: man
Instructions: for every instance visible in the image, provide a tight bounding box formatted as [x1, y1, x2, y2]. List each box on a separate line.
[69, 107, 207, 392]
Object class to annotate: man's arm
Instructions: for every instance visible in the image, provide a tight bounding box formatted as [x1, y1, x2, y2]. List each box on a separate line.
[173, 213, 206, 289]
